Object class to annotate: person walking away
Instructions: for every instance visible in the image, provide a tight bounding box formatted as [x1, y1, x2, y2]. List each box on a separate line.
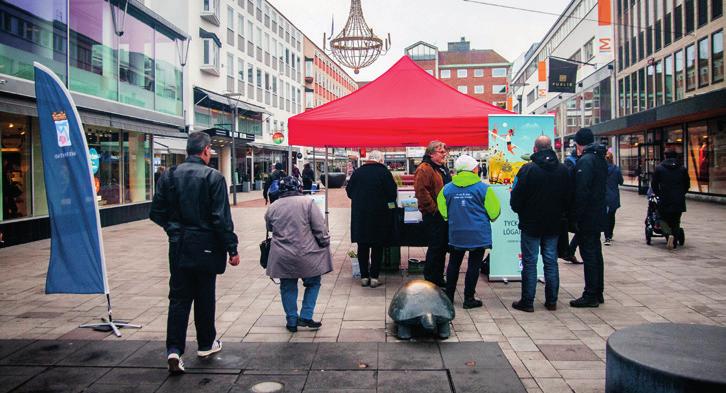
[302, 163, 315, 194]
[265, 176, 333, 332]
[510, 136, 570, 312]
[150, 132, 240, 374]
[651, 150, 690, 250]
[437, 155, 500, 309]
[263, 162, 287, 204]
[569, 128, 607, 308]
[414, 141, 451, 287]
[346, 151, 398, 288]
[558, 148, 581, 264]
[603, 151, 624, 245]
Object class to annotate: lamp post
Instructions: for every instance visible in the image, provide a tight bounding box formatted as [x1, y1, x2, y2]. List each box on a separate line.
[224, 92, 243, 206]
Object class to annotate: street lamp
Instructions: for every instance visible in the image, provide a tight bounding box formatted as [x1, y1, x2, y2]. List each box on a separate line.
[109, 0, 129, 37]
[224, 92, 243, 206]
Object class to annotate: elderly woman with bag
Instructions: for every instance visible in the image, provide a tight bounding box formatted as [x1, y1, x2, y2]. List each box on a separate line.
[265, 176, 333, 332]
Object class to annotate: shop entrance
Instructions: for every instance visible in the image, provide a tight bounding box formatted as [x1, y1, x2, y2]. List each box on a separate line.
[637, 142, 661, 194]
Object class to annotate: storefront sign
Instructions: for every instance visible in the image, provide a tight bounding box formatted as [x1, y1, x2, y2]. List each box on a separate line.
[272, 131, 285, 144]
[548, 58, 578, 93]
[89, 148, 100, 174]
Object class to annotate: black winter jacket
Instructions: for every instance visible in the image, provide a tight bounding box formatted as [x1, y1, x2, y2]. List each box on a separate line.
[346, 162, 398, 245]
[510, 149, 571, 236]
[651, 159, 690, 213]
[263, 169, 286, 202]
[573, 143, 608, 234]
[150, 156, 238, 255]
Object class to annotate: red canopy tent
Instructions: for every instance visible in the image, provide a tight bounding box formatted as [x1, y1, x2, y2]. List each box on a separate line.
[289, 55, 512, 148]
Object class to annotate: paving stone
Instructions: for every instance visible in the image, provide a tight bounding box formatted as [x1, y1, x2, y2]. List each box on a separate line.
[449, 367, 527, 393]
[0, 340, 34, 361]
[377, 370, 452, 393]
[0, 366, 47, 377]
[118, 340, 167, 368]
[183, 342, 258, 370]
[439, 342, 510, 369]
[13, 366, 110, 392]
[0, 340, 83, 366]
[312, 342, 378, 370]
[231, 374, 307, 393]
[92, 367, 169, 387]
[156, 373, 237, 393]
[244, 343, 317, 371]
[58, 340, 147, 366]
[85, 384, 159, 393]
[377, 342, 443, 370]
[538, 344, 600, 362]
[305, 370, 376, 390]
[0, 376, 34, 393]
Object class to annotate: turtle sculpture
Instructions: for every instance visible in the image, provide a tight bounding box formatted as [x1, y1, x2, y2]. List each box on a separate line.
[388, 279, 455, 340]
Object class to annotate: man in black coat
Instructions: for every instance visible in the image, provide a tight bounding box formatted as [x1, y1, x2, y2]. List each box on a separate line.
[569, 128, 608, 308]
[346, 150, 398, 288]
[150, 132, 240, 374]
[558, 149, 581, 264]
[651, 150, 690, 249]
[511, 136, 571, 312]
[263, 163, 287, 204]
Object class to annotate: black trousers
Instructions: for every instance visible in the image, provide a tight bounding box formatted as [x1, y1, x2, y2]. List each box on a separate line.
[422, 212, 448, 285]
[357, 243, 382, 279]
[557, 219, 571, 258]
[578, 233, 604, 300]
[660, 211, 682, 238]
[166, 243, 217, 356]
[604, 211, 616, 239]
[446, 247, 485, 299]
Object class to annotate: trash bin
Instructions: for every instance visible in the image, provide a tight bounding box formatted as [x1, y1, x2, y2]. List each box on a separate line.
[381, 246, 401, 272]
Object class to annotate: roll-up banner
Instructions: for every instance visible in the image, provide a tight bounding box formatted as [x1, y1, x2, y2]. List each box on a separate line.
[487, 115, 555, 281]
[33, 62, 108, 295]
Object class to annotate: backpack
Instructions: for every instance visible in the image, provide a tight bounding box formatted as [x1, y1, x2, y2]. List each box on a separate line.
[268, 178, 280, 198]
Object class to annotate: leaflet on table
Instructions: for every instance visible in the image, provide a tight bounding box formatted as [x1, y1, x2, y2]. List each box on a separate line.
[397, 189, 422, 223]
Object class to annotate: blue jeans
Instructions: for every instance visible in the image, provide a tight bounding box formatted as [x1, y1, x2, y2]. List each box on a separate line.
[520, 231, 559, 306]
[279, 276, 321, 327]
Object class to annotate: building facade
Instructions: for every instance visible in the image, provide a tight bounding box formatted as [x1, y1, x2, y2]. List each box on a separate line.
[0, 0, 187, 246]
[508, 0, 616, 157]
[406, 38, 511, 108]
[592, 0, 724, 198]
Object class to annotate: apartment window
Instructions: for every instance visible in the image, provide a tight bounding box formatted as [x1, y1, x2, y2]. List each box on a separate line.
[457, 69, 468, 78]
[237, 58, 244, 81]
[624, 41, 630, 67]
[619, 46, 624, 70]
[492, 84, 507, 94]
[686, 44, 696, 90]
[655, 60, 663, 105]
[685, 0, 694, 33]
[491, 68, 507, 77]
[247, 64, 253, 84]
[618, 78, 625, 115]
[675, 50, 685, 100]
[646, 65, 654, 109]
[654, 19, 662, 51]
[256, 68, 262, 88]
[227, 6, 234, 45]
[714, 0, 723, 19]
[698, 37, 710, 86]
[638, 31, 645, 60]
[440, 69, 451, 78]
[474, 69, 484, 77]
[570, 49, 582, 63]
[664, 55, 674, 103]
[457, 86, 468, 94]
[646, 24, 653, 56]
[474, 85, 484, 94]
[675, 4, 683, 40]
[713, 30, 724, 82]
[624, 75, 631, 114]
[664, 12, 672, 46]
[426, 70, 434, 76]
[526, 89, 535, 106]
[202, 39, 219, 70]
[584, 38, 594, 61]
[226, 53, 234, 91]
[638, 68, 646, 110]
[265, 72, 270, 91]
[697, 0, 707, 26]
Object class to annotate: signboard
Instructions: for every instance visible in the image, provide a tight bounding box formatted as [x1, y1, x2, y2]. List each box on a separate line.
[272, 131, 285, 144]
[487, 115, 554, 281]
[547, 58, 578, 93]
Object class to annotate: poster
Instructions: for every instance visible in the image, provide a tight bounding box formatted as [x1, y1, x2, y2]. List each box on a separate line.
[487, 115, 554, 281]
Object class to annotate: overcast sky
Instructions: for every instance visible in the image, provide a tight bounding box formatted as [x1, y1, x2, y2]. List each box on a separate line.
[269, 0, 572, 82]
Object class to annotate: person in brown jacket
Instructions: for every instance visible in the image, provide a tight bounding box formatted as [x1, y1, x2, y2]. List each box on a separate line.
[414, 140, 451, 287]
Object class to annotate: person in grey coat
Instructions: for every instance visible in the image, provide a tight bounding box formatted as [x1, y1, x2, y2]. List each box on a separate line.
[265, 176, 333, 332]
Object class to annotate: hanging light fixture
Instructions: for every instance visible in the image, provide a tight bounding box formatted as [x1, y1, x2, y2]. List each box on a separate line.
[323, 0, 390, 74]
[109, 0, 129, 37]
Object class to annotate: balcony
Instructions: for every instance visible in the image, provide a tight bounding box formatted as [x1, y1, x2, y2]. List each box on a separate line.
[201, 0, 221, 25]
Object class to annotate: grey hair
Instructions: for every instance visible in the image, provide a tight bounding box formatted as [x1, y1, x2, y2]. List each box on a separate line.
[186, 132, 211, 156]
[425, 140, 447, 155]
[534, 135, 552, 152]
[366, 150, 384, 163]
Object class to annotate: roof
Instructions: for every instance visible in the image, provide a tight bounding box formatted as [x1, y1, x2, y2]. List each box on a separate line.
[439, 49, 510, 66]
[288, 56, 511, 148]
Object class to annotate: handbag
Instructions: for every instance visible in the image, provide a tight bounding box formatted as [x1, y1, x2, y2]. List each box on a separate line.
[259, 230, 271, 269]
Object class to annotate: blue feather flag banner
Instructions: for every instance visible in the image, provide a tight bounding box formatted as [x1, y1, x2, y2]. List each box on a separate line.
[33, 62, 108, 294]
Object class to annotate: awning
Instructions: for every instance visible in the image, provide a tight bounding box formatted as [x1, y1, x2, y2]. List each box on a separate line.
[202, 127, 256, 141]
[249, 142, 301, 152]
[193, 86, 270, 116]
[199, 28, 221, 47]
[154, 136, 188, 155]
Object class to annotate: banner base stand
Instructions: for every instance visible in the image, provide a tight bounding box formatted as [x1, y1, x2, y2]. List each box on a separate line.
[80, 315, 141, 337]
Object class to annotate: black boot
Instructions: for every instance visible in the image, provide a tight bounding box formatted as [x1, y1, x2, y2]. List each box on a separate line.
[512, 300, 534, 313]
[569, 296, 599, 308]
[597, 294, 605, 304]
[463, 296, 483, 309]
[297, 318, 322, 329]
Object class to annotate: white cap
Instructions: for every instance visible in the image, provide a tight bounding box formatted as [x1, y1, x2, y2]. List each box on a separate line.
[454, 155, 478, 172]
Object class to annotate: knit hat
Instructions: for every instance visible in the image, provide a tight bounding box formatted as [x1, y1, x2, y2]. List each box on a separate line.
[574, 128, 594, 146]
[278, 176, 303, 194]
[454, 155, 478, 172]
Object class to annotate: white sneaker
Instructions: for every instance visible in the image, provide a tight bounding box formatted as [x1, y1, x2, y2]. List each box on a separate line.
[167, 353, 185, 374]
[197, 340, 223, 357]
[361, 278, 370, 287]
[370, 278, 380, 288]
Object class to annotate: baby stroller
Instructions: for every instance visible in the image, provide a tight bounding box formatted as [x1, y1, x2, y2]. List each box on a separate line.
[644, 191, 685, 246]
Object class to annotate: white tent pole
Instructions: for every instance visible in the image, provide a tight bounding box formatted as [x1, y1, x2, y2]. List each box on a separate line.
[325, 146, 329, 228]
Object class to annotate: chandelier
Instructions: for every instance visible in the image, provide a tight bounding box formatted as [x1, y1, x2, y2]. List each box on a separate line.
[324, 0, 390, 74]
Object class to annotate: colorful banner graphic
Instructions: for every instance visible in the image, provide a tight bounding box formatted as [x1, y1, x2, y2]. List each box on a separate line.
[487, 115, 554, 281]
[34, 62, 108, 294]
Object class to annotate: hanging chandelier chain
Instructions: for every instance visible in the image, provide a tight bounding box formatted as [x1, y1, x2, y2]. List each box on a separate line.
[325, 0, 390, 74]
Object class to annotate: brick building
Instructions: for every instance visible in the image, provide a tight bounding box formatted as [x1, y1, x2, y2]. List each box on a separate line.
[405, 38, 511, 108]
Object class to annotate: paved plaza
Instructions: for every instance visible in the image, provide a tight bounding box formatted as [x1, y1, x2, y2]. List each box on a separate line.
[0, 189, 725, 392]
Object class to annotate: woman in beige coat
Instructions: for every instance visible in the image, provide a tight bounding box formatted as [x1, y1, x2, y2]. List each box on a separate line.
[265, 176, 333, 332]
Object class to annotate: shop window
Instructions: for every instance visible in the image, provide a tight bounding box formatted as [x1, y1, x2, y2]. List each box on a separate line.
[707, 118, 726, 194]
[655, 60, 663, 105]
[618, 133, 645, 186]
[155, 31, 183, 116]
[698, 37, 709, 87]
[123, 132, 151, 203]
[687, 121, 709, 192]
[30, 119, 48, 216]
[685, 44, 696, 91]
[1, 114, 32, 220]
[86, 129, 121, 206]
[665, 125, 685, 163]
[712, 30, 723, 83]
[646, 65, 654, 109]
[638, 68, 646, 111]
[631, 72, 639, 112]
[618, 78, 625, 115]
[624, 75, 631, 115]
